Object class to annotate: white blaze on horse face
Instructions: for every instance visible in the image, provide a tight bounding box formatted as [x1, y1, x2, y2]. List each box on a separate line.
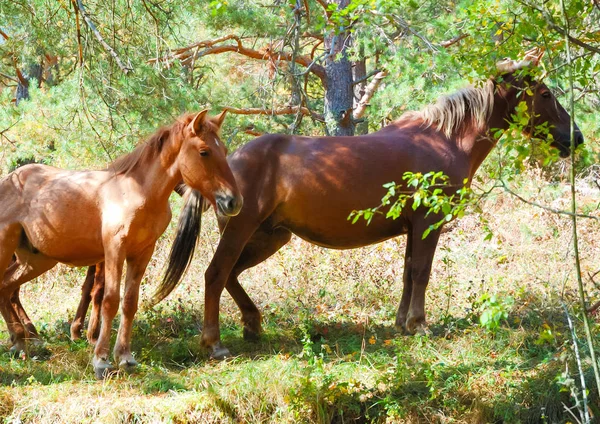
[214, 137, 220, 148]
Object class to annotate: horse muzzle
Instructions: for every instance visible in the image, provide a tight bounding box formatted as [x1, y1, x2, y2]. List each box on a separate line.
[216, 192, 243, 216]
[553, 129, 584, 158]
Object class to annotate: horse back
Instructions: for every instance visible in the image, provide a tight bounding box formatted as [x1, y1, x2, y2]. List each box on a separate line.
[227, 125, 468, 248]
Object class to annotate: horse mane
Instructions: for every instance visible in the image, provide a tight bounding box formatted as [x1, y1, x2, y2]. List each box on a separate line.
[108, 113, 198, 175]
[409, 79, 495, 138]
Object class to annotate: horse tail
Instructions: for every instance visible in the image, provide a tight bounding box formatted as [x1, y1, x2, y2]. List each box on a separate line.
[153, 189, 204, 304]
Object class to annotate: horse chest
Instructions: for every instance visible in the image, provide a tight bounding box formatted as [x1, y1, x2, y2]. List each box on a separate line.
[103, 202, 169, 250]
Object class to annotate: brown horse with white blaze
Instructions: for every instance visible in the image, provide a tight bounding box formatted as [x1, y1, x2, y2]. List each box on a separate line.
[0, 110, 242, 378]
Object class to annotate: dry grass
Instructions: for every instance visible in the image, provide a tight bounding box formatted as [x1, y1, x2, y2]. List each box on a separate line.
[1, 168, 599, 423]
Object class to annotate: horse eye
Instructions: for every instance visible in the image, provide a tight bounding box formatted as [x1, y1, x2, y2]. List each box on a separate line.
[199, 150, 210, 157]
[541, 91, 552, 98]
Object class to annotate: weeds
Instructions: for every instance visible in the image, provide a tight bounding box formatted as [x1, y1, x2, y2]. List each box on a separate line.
[0, 168, 598, 422]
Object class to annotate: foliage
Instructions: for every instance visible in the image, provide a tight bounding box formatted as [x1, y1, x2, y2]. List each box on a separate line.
[349, 171, 473, 239]
[473, 292, 515, 332]
[0, 0, 599, 421]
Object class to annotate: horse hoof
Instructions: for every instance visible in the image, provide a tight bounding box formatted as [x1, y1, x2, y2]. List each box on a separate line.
[409, 323, 431, 336]
[210, 345, 232, 360]
[118, 357, 138, 373]
[93, 358, 116, 380]
[9, 345, 26, 359]
[243, 328, 260, 342]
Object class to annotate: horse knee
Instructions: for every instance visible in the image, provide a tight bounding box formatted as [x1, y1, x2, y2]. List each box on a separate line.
[101, 292, 120, 318]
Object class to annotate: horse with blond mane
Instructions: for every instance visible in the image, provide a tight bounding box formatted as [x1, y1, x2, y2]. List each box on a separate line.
[146, 50, 583, 359]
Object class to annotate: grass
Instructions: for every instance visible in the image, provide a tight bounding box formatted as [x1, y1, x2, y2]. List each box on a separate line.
[1, 168, 599, 423]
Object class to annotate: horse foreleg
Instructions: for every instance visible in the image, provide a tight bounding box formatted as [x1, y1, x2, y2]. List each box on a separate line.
[225, 227, 292, 341]
[403, 219, 442, 335]
[93, 249, 124, 379]
[395, 228, 414, 334]
[70, 265, 96, 340]
[113, 246, 153, 372]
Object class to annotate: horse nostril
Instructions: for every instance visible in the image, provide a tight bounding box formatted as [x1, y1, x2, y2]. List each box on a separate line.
[216, 194, 243, 216]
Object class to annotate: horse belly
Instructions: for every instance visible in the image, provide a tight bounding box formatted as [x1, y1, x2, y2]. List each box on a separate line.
[22, 201, 103, 264]
[282, 211, 409, 249]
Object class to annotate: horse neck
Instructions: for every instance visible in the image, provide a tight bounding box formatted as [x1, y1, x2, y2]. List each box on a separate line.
[125, 141, 181, 206]
[458, 86, 515, 179]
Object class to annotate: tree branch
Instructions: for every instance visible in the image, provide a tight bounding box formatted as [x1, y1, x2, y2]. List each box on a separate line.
[76, 0, 132, 74]
[440, 33, 469, 48]
[353, 70, 388, 119]
[223, 105, 323, 121]
[518, 0, 600, 55]
[149, 35, 327, 82]
[314, 0, 332, 17]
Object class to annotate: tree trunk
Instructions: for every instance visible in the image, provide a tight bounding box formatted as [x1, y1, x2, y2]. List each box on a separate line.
[15, 62, 43, 105]
[323, 0, 354, 136]
[352, 55, 368, 135]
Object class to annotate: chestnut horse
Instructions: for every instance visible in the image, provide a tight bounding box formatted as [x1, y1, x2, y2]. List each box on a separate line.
[65, 51, 584, 359]
[0, 110, 242, 378]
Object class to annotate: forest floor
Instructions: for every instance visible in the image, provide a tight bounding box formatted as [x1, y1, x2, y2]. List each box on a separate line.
[0, 168, 599, 423]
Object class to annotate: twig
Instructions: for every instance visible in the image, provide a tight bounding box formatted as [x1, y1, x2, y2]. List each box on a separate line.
[560, 0, 600, 402]
[76, 0, 132, 74]
[500, 181, 599, 221]
[518, 0, 600, 55]
[562, 303, 589, 424]
[223, 105, 322, 120]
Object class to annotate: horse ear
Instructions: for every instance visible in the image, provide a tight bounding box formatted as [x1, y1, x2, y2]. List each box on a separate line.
[190, 109, 209, 135]
[212, 109, 228, 129]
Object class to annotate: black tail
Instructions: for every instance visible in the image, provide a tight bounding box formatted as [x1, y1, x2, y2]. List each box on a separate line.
[153, 190, 204, 304]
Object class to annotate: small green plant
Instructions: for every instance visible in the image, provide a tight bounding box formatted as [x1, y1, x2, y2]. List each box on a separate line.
[348, 171, 473, 239]
[474, 293, 515, 332]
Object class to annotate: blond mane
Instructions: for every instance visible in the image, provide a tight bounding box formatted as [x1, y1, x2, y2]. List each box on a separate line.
[411, 80, 495, 138]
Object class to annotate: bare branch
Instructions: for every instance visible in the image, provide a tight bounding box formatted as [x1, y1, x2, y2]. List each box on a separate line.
[223, 105, 322, 120]
[440, 33, 469, 48]
[0, 72, 18, 82]
[76, 0, 133, 74]
[314, 0, 331, 17]
[501, 181, 599, 221]
[150, 35, 327, 82]
[353, 70, 388, 119]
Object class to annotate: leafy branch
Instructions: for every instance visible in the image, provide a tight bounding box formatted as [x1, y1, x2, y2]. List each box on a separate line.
[348, 171, 473, 239]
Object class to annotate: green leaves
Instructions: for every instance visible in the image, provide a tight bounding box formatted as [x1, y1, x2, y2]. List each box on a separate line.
[348, 171, 474, 238]
[474, 293, 515, 332]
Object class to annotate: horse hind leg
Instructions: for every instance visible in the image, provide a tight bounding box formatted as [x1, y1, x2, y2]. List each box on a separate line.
[70, 265, 97, 340]
[395, 229, 413, 334]
[226, 227, 292, 342]
[86, 263, 105, 345]
[0, 226, 57, 355]
[11, 286, 39, 338]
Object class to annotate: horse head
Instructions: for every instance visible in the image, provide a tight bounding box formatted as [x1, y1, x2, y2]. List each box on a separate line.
[176, 110, 243, 216]
[495, 48, 584, 158]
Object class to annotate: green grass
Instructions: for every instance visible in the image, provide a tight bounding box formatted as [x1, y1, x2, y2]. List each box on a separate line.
[1, 169, 599, 423]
